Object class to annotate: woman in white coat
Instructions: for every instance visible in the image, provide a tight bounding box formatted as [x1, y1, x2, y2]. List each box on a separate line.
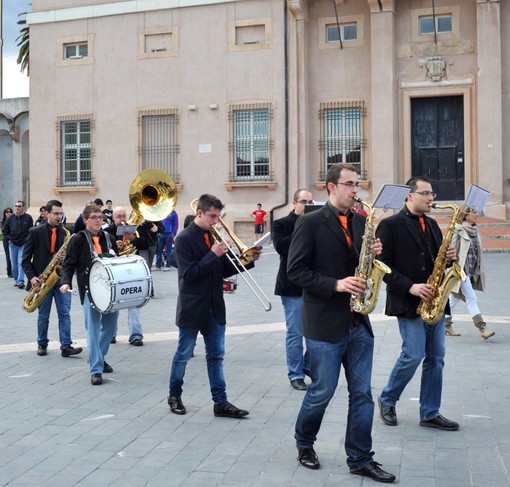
[445, 209, 494, 340]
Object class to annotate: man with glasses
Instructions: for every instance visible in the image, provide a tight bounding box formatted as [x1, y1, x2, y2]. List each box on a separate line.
[287, 163, 395, 483]
[375, 176, 460, 432]
[60, 205, 120, 385]
[272, 188, 314, 391]
[4, 200, 33, 288]
[22, 200, 82, 358]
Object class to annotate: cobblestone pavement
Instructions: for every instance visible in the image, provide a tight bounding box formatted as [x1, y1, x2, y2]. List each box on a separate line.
[0, 247, 509, 486]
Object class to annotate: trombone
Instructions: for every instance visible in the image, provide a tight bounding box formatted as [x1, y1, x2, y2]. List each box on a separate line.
[190, 198, 272, 312]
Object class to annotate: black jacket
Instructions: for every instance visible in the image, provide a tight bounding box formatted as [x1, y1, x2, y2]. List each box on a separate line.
[174, 222, 252, 328]
[287, 202, 371, 343]
[4, 213, 33, 246]
[272, 211, 302, 297]
[60, 230, 118, 304]
[22, 223, 69, 291]
[375, 206, 444, 318]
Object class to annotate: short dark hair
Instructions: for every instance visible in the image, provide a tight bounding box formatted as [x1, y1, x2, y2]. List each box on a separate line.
[196, 194, 223, 213]
[83, 204, 102, 219]
[45, 200, 62, 212]
[16, 200, 25, 207]
[183, 214, 195, 228]
[106, 199, 112, 204]
[325, 163, 358, 195]
[94, 198, 104, 206]
[405, 176, 431, 194]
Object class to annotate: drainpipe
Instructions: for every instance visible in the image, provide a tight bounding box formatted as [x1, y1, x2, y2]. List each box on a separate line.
[269, 0, 290, 228]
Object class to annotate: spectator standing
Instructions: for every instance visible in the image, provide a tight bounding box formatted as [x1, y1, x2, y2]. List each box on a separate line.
[35, 206, 49, 226]
[1, 207, 13, 278]
[102, 200, 113, 225]
[155, 210, 179, 271]
[4, 200, 33, 288]
[272, 188, 314, 391]
[251, 203, 268, 241]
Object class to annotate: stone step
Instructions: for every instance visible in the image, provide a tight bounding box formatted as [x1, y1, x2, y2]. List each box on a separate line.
[432, 214, 510, 253]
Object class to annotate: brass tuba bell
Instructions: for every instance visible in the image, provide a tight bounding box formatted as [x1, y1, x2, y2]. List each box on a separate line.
[128, 169, 178, 224]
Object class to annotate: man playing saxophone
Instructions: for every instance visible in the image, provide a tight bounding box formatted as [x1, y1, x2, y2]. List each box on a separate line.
[376, 176, 459, 431]
[22, 200, 83, 358]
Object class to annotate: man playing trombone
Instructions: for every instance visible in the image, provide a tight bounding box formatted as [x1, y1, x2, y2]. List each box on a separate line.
[167, 193, 261, 418]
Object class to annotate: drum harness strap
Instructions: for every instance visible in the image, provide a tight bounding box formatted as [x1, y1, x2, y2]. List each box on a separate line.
[83, 230, 115, 260]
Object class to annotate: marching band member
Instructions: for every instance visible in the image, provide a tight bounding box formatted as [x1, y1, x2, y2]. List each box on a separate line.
[287, 163, 395, 483]
[59, 204, 119, 385]
[167, 194, 261, 418]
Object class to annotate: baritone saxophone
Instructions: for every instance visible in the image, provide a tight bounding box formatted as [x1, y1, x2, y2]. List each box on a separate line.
[350, 197, 391, 314]
[23, 226, 73, 313]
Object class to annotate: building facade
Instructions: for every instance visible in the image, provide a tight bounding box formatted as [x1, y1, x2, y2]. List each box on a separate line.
[27, 0, 509, 237]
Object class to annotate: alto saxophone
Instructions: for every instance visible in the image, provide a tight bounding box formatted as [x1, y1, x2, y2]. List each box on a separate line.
[350, 198, 391, 314]
[23, 226, 73, 313]
[416, 204, 467, 325]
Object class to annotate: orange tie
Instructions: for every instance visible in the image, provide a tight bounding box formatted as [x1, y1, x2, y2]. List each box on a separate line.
[338, 215, 352, 248]
[50, 227, 57, 255]
[203, 232, 211, 248]
[92, 235, 102, 255]
[419, 215, 426, 233]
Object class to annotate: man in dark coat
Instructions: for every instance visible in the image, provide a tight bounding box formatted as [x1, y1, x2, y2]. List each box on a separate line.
[272, 188, 313, 391]
[22, 200, 82, 358]
[287, 163, 395, 483]
[167, 194, 261, 418]
[375, 176, 460, 432]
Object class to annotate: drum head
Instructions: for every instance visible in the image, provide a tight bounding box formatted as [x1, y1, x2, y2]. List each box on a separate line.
[88, 259, 115, 312]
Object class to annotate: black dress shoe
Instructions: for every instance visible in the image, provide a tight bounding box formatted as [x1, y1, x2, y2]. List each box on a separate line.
[420, 414, 459, 431]
[61, 345, 83, 357]
[290, 379, 307, 391]
[213, 401, 249, 418]
[130, 339, 143, 346]
[18, 283, 25, 289]
[37, 345, 47, 356]
[297, 447, 320, 470]
[378, 396, 397, 426]
[351, 461, 395, 483]
[110, 336, 116, 344]
[91, 373, 103, 385]
[168, 395, 186, 415]
[103, 362, 113, 373]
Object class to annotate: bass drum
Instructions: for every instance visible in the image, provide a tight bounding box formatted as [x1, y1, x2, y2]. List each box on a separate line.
[88, 255, 152, 313]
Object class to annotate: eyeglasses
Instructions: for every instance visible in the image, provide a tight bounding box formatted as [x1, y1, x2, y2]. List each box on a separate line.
[87, 215, 103, 221]
[15, 205, 23, 208]
[336, 181, 360, 189]
[297, 200, 314, 205]
[412, 191, 437, 198]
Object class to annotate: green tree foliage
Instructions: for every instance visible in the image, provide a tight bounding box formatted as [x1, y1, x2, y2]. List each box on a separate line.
[17, 13, 30, 76]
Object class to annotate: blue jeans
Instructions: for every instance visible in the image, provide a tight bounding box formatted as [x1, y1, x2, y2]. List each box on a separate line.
[37, 283, 72, 349]
[83, 294, 119, 374]
[127, 308, 144, 342]
[295, 324, 375, 471]
[281, 296, 306, 381]
[156, 233, 173, 269]
[9, 242, 25, 285]
[380, 315, 446, 421]
[169, 310, 227, 404]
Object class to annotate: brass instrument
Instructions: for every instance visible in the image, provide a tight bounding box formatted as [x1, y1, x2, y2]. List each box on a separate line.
[120, 169, 179, 255]
[350, 197, 391, 314]
[416, 203, 467, 325]
[190, 198, 272, 311]
[23, 226, 73, 312]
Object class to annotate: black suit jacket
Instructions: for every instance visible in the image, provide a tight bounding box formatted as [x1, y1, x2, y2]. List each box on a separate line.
[272, 210, 302, 297]
[22, 223, 69, 292]
[174, 222, 249, 328]
[287, 202, 372, 343]
[375, 206, 443, 318]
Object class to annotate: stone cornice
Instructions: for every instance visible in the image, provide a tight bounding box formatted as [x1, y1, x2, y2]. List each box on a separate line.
[288, 0, 307, 21]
